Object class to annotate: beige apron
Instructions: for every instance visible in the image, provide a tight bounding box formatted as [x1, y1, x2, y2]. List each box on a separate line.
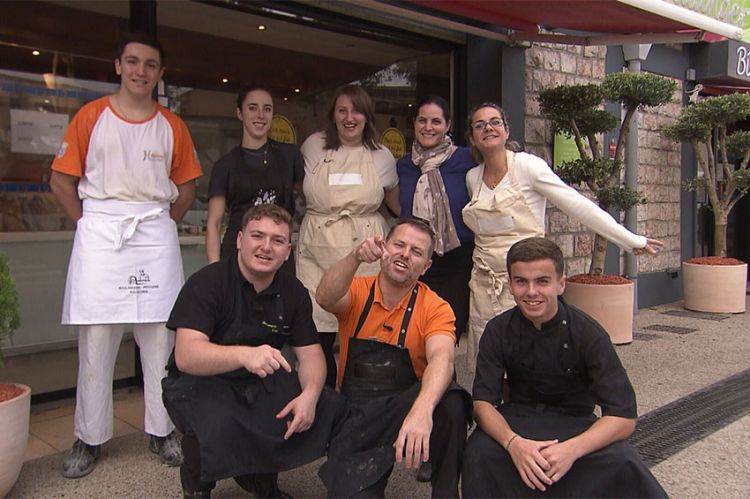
[461, 151, 544, 372]
[297, 147, 389, 331]
[62, 199, 184, 325]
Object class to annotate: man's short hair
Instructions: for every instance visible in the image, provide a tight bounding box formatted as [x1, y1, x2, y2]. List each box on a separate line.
[115, 32, 165, 66]
[507, 237, 565, 278]
[386, 218, 436, 258]
[241, 204, 293, 236]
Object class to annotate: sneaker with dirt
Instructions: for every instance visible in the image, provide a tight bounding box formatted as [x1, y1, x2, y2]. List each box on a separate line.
[62, 439, 100, 478]
[149, 431, 183, 466]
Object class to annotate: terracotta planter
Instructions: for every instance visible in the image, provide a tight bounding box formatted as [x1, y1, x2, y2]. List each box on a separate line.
[682, 262, 747, 313]
[563, 280, 634, 344]
[0, 383, 30, 498]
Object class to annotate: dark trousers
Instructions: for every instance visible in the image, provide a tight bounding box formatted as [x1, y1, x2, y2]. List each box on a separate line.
[352, 390, 468, 499]
[180, 427, 279, 495]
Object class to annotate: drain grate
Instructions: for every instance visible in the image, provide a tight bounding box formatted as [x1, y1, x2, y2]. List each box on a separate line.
[633, 332, 661, 342]
[660, 309, 730, 321]
[642, 324, 698, 335]
[631, 368, 750, 467]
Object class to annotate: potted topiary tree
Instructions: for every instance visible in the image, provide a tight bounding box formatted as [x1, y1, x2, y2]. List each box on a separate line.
[0, 252, 30, 497]
[663, 92, 750, 313]
[539, 71, 676, 343]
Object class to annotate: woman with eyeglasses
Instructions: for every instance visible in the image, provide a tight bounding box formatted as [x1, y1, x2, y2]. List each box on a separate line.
[206, 85, 304, 272]
[461, 102, 663, 372]
[297, 84, 400, 387]
[396, 96, 477, 343]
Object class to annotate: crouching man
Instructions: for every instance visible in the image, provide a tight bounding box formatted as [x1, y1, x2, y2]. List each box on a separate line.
[462, 237, 666, 498]
[162, 204, 346, 498]
[316, 218, 471, 498]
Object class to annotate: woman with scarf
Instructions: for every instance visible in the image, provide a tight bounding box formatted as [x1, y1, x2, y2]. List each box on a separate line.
[397, 96, 477, 342]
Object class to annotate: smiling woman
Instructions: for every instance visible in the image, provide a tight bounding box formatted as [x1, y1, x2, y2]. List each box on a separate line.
[205, 85, 304, 270]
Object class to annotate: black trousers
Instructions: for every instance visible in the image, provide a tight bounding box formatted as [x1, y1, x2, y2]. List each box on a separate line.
[351, 389, 468, 499]
[462, 407, 667, 499]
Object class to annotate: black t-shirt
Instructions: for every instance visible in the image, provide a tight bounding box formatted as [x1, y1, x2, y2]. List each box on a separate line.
[473, 299, 637, 419]
[208, 140, 304, 233]
[167, 257, 318, 353]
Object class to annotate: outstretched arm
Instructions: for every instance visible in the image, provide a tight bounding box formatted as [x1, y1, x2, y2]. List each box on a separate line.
[394, 334, 454, 469]
[315, 235, 384, 314]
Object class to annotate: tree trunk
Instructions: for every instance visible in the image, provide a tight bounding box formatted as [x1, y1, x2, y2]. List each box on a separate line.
[714, 209, 728, 257]
[588, 233, 608, 275]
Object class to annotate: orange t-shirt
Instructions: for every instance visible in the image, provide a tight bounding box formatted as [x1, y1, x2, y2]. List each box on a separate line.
[335, 274, 456, 387]
[52, 96, 202, 202]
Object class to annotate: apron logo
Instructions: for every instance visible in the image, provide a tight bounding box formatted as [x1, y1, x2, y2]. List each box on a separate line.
[119, 269, 159, 294]
[143, 150, 165, 162]
[128, 269, 150, 285]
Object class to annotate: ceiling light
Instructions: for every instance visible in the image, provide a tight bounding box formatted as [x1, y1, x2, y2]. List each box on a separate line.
[294, 88, 300, 93]
[408, 104, 413, 107]
[221, 78, 228, 83]
[258, 25, 266, 31]
[32, 50, 40, 56]
[284, 97, 288, 101]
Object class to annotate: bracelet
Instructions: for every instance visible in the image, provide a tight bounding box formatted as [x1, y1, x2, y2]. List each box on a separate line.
[505, 433, 519, 451]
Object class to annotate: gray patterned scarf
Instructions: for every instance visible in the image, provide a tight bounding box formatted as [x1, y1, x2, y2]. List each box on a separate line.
[411, 135, 460, 256]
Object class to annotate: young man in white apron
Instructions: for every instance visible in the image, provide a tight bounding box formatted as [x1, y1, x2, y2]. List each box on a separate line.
[315, 219, 471, 498]
[50, 32, 202, 479]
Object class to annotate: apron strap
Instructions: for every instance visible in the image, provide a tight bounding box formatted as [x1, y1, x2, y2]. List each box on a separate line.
[352, 283, 376, 339]
[352, 281, 420, 349]
[396, 285, 419, 348]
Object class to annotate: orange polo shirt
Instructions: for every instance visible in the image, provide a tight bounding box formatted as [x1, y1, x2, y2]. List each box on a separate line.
[335, 274, 456, 387]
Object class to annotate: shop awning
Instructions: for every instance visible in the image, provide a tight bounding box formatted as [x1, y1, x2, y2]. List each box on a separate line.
[355, 0, 744, 45]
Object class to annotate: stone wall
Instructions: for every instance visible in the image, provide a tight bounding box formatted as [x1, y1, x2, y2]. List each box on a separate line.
[522, 43, 681, 276]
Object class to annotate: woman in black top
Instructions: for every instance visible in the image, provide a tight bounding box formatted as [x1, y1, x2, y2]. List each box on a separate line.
[206, 85, 304, 271]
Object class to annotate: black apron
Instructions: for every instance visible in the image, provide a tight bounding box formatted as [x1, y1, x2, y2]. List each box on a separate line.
[320, 283, 470, 498]
[163, 282, 345, 482]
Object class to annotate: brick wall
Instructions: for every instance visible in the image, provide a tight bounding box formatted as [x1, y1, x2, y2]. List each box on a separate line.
[522, 43, 680, 276]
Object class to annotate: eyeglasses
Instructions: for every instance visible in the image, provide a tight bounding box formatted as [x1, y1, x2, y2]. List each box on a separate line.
[471, 117, 505, 131]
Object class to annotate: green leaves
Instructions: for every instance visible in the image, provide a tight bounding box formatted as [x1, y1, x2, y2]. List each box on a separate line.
[601, 72, 676, 110]
[0, 254, 21, 363]
[664, 93, 750, 142]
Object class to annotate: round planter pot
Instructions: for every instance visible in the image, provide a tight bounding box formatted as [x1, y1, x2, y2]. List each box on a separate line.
[0, 383, 31, 498]
[563, 281, 634, 344]
[682, 262, 747, 313]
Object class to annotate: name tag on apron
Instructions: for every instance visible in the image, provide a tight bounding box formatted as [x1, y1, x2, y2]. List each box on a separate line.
[478, 214, 514, 234]
[329, 173, 363, 185]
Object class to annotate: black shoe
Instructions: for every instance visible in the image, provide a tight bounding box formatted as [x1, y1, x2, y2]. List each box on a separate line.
[62, 439, 100, 478]
[234, 473, 293, 499]
[416, 461, 432, 483]
[149, 431, 183, 466]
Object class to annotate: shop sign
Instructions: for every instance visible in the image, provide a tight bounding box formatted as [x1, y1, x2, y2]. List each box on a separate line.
[696, 39, 750, 82]
[381, 128, 406, 159]
[666, 0, 748, 27]
[553, 132, 580, 168]
[269, 115, 296, 144]
[10, 109, 68, 155]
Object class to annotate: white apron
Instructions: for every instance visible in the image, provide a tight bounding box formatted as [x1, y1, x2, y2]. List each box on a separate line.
[461, 151, 544, 372]
[297, 147, 389, 332]
[62, 199, 184, 325]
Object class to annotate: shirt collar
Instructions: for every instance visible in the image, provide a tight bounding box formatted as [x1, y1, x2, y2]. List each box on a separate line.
[373, 273, 418, 311]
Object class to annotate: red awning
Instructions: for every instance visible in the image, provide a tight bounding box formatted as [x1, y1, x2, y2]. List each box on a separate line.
[403, 0, 743, 44]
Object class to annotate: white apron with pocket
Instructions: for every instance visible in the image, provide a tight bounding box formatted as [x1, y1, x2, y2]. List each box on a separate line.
[297, 147, 388, 332]
[461, 151, 545, 373]
[62, 198, 184, 325]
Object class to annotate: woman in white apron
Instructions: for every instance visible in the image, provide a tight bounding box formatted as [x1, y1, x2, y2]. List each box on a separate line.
[297, 85, 400, 387]
[461, 103, 664, 373]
